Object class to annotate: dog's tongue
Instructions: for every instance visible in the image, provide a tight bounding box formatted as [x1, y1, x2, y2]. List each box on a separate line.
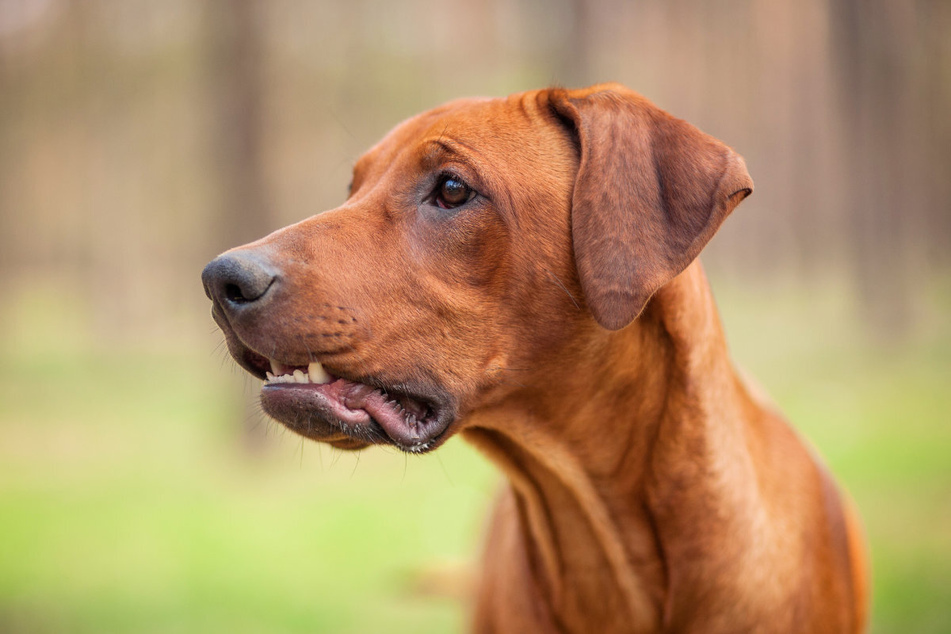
[338, 382, 426, 446]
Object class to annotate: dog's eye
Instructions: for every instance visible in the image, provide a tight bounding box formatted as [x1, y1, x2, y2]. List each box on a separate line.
[434, 176, 473, 210]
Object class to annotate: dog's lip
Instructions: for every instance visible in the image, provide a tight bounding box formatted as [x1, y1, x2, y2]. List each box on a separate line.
[219, 328, 453, 453]
[260, 379, 449, 453]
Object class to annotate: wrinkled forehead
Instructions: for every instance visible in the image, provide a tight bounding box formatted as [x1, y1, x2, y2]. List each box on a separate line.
[352, 91, 560, 180]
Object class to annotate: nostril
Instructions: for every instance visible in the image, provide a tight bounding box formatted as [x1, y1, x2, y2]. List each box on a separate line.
[225, 283, 249, 304]
[202, 251, 279, 310]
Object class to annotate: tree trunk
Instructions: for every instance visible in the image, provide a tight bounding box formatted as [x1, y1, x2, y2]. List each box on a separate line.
[205, 0, 272, 451]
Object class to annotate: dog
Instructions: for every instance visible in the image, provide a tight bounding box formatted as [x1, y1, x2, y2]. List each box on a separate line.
[202, 83, 868, 633]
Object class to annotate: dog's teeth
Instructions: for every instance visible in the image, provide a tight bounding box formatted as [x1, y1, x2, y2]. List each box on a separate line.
[266, 371, 275, 381]
[308, 361, 331, 384]
[270, 359, 281, 375]
[293, 369, 308, 383]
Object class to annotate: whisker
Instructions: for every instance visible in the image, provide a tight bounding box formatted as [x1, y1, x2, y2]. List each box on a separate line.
[543, 267, 581, 311]
[435, 452, 455, 486]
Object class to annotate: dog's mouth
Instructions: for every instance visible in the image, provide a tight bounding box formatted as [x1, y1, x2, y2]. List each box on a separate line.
[232, 345, 453, 454]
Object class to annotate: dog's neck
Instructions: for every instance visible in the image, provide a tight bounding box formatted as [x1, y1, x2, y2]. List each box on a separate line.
[463, 262, 755, 631]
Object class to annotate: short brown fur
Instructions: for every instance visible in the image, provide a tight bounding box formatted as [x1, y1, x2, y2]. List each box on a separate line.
[205, 83, 868, 633]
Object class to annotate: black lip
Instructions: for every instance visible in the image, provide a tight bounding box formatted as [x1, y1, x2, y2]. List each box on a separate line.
[212, 312, 457, 453]
[260, 381, 455, 453]
[211, 308, 272, 379]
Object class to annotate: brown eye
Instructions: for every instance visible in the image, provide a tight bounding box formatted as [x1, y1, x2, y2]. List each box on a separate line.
[435, 176, 472, 209]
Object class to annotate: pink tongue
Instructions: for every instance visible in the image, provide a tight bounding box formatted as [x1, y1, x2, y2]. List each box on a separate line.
[341, 383, 423, 446]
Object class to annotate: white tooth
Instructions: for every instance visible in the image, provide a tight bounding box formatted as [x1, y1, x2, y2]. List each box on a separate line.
[308, 362, 331, 384]
[293, 369, 308, 383]
[265, 371, 275, 382]
[270, 359, 281, 375]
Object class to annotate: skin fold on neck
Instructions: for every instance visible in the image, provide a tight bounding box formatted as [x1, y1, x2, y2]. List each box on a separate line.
[462, 263, 760, 632]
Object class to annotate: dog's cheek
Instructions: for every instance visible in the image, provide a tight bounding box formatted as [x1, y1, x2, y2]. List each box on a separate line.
[410, 201, 510, 288]
[386, 212, 516, 396]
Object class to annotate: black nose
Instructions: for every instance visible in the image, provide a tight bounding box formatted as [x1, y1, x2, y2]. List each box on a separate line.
[202, 251, 278, 312]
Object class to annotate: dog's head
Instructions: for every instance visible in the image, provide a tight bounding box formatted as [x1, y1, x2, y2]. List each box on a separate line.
[202, 83, 752, 453]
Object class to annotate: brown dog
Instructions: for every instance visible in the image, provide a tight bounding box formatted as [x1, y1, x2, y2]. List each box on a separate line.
[202, 83, 868, 633]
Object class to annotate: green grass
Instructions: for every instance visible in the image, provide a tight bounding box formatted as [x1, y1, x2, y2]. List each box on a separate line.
[0, 276, 949, 632]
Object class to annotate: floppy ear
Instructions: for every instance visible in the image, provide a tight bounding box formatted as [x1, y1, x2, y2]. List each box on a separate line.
[548, 84, 753, 330]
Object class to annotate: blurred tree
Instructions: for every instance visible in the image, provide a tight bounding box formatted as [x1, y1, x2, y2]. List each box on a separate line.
[831, 0, 948, 337]
[205, 0, 273, 450]
[919, 0, 951, 271]
[0, 32, 11, 280]
[560, 0, 593, 87]
[206, 0, 271, 254]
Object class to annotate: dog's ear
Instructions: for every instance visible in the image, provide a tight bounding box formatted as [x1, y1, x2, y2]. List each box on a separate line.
[548, 84, 753, 330]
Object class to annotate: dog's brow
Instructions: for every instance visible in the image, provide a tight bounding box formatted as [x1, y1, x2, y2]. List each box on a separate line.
[421, 139, 494, 188]
[422, 138, 460, 162]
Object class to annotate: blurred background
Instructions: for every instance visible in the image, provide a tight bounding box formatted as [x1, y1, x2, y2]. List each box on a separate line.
[0, 0, 948, 632]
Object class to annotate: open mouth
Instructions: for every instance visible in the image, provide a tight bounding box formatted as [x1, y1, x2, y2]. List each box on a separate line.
[245, 354, 450, 453]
